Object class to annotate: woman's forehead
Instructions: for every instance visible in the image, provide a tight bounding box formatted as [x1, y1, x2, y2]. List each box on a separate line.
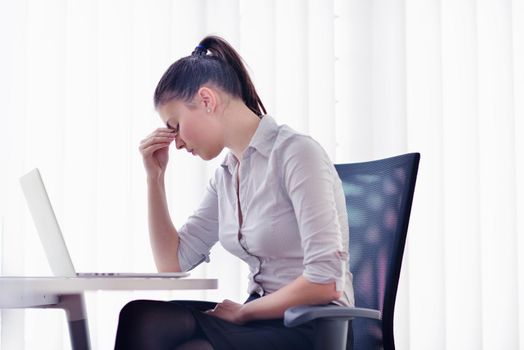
[158, 100, 181, 120]
[159, 99, 198, 128]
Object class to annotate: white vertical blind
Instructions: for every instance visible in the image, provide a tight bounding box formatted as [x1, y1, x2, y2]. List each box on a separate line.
[441, 0, 483, 349]
[308, 0, 336, 156]
[477, 0, 518, 347]
[0, 0, 523, 349]
[405, 0, 446, 348]
[274, 0, 308, 132]
[513, 0, 524, 346]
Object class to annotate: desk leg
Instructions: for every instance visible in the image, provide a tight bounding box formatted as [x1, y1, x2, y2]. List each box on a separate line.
[58, 294, 91, 350]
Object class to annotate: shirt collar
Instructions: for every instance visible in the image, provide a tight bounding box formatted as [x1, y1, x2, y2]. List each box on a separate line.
[220, 115, 278, 174]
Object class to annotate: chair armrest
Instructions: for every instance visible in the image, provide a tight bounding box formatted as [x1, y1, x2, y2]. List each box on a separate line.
[284, 305, 382, 327]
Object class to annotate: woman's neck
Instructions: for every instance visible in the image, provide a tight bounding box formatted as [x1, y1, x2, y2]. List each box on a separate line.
[221, 100, 262, 161]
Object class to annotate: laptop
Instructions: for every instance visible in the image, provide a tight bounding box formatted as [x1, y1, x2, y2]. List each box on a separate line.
[19, 168, 189, 279]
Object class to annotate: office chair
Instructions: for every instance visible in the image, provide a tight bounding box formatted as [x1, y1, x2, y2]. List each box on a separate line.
[284, 153, 420, 350]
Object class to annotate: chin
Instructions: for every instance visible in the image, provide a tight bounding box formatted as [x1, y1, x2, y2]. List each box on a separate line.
[201, 154, 216, 161]
[201, 149, 222, 161]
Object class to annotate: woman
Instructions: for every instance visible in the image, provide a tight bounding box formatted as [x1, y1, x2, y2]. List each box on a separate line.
[114, 35, 354, 350]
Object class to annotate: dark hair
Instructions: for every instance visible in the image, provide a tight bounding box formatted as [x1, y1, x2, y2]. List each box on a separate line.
[154, 35, 266, 116]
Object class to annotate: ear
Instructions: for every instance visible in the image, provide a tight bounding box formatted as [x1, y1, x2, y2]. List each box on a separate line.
[197, 86, 217, 113]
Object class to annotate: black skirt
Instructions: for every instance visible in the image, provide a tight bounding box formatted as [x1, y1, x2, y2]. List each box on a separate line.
[169, 294, 317, 350]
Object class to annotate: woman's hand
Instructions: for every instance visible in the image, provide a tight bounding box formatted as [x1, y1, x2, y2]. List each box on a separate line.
[139, 128, 177, 179]
[205, 299, 246, 325]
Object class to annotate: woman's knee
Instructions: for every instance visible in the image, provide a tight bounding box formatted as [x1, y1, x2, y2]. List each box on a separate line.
[116, 299, 200, 349]
[118, 299, 197, 334]
[118, 299, 151, 323]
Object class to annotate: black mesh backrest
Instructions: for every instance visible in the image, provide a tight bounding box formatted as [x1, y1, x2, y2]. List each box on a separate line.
[335, 153, 420, 350]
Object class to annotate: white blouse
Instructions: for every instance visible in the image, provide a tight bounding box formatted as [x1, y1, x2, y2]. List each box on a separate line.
[177, 115, 354, 307]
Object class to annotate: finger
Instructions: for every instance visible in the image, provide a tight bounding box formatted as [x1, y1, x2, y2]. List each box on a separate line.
[153, 128, 177, 137]
[139, 136, 175, 150]
[140, 133, 176, 145]
[139, 140, 169, 154]
[140, 143, 170, 157]
[140, 143, 171, 157]
[213, 303, 227, 312]
[154, 127, 175, 134]
[204, 309, 220, 318]
[140, 139, 171, 151]
[140, 135, 176, 148]
[221, 300, 238, 307]
[143, 128, 176, 141]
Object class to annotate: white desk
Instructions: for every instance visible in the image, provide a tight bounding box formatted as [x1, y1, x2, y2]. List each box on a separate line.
[0, 276, 218, 350]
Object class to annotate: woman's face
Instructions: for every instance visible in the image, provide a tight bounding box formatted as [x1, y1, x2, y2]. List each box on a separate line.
[157, 96, 224, 160]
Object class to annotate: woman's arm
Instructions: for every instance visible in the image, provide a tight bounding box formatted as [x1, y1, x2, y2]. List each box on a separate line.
[140, 127, 219, 273]
[147, 175, 181, 272]
[207, 275, 341, 324]
[148, 169, 221, 273]
[139, 127, 181, 272]
[240, 276, 341, 322]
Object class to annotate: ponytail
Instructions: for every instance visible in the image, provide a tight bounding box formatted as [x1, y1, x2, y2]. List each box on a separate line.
[154, 35, 266, 116]
[199, 36, 266, 116]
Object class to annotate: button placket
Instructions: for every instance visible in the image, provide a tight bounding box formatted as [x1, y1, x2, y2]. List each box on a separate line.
[235, 156, 264, 293]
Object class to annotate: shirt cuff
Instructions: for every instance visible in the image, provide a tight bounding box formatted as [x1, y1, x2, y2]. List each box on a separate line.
[302, 250, 348, 291]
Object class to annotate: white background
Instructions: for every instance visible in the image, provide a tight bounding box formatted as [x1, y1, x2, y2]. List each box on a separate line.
[0, 0, 523, 349]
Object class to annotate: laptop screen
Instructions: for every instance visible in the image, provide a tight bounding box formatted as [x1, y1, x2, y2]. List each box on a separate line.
[19, 168, 76, 277]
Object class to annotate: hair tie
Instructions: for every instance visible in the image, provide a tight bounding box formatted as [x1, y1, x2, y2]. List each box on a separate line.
[192, 44, 207, 56]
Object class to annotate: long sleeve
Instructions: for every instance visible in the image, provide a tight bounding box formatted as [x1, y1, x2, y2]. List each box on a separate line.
[282, 135, 349, 291]
[177, 176, 220, 271]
